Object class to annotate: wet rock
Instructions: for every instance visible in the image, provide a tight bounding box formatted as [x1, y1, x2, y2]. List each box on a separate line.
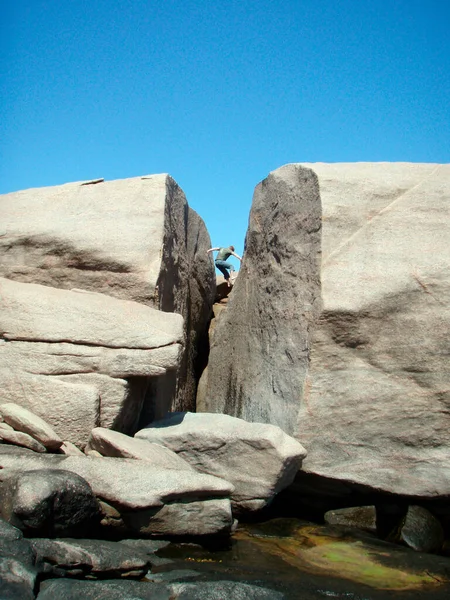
[398, 505, 445, 553]
[30, 538, 151, 579]
[1, 468, 101, 537]
[324, 506, 377, 534]
[0, 536, 38, 600]
[36, 579, 285, 599]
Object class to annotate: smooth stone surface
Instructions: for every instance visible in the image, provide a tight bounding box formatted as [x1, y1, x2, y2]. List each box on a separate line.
[399, 505, 445, 553]
[136, 412, 306, 514]
[297, 162, 450, 497]
[0, 428, 47, 453]
[0, 402, 62, 450]
[87, 427, 194, 470]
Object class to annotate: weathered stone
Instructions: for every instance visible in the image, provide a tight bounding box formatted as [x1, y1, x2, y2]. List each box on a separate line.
[324, 506, 377, 534]
[30, 538, 150, 579]
[0, 428, 47, 453]
[57, 441, 85, 456]
[0, 402, 62, 450]
[398, 505, 445, 553]
[0, 277, 183, 446]
[136, 412, 306, 514]
[121, 497, 233, 537]
[297, 162, 450, 497]
[201, 164, 322, 436]
[87, 427, 194, 470]
[0, 450, 234, 536]
[1, 469, 101, 537]
[0, 518, 23, 541]
[36, 579, 285, 600]
[0, 277, 183, 349]
[0, 537, 38, 600]
[0, 174, 215, 414]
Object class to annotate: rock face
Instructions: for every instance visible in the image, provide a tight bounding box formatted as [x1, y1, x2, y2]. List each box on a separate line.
[136, 412, 307, 514]
[201, 162, 450, 501]
[297, 163, 450, 497]
[0, 278, 183, 447]
[201, 165, 322, 435]
[0, 174, 215, 420]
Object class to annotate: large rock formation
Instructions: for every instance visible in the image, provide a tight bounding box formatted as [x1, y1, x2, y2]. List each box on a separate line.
[201, 164, 322, 435]
[0, 174, 215, 416]
[297, 162, 450, 497]
[0, 277, 183, 447]
[203, 162, 450, 499]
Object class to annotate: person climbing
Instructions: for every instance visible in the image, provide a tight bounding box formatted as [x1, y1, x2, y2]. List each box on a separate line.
[207, 245, 242, 287]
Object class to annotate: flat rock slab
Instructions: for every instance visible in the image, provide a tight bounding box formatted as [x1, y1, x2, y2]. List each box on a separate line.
[136, 412, 306, 513]
[87, 427, 194, 470]
[0, 277, 183, 349]
[0, 451, 233, 511]
[30, 538, 151, 578]
[0, 428, 47, 453]
[0, 277, 183, 446]
[36, 579, 285, 599]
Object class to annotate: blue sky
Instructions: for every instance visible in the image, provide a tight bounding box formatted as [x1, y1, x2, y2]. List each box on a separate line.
[1, 0, 449, 264]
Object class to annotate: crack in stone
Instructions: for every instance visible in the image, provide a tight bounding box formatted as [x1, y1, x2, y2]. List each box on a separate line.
[322, 165, 441, 267]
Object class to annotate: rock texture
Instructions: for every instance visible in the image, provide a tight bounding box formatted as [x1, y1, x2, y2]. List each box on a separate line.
[0, 174, 215, 419]
[0, 278, 183, 447]
[201, 164, 322, 435]
[86, 427, 194, 470]
[0, 403, 62, 450]
[136, 412, 306, 514]
[0, 448, 234, 537]
[1, 469, 100, 537]
[297, 163, 450, 497]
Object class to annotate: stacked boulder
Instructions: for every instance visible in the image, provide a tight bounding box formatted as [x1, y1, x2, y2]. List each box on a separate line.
[0, 403, 306, 537]
[0, 174, 216, 444]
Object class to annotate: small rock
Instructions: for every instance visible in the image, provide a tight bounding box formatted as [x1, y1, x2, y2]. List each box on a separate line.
[57, 441, 85, 456]
[0, 429, 47, 453]
[88, 427, 193, 470]
[0, 403, 62, 450]
[324, 506, 377, 534]
[399, 505, 444, 553]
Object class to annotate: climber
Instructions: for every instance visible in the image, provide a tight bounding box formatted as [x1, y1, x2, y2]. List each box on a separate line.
[207, 245, 242, 287]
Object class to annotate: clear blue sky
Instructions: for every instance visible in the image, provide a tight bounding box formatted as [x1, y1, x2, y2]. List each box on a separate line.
[1, 0, 449, 263]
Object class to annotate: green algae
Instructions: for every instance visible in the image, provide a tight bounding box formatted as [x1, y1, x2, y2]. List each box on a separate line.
[235, 521, 448, 591]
